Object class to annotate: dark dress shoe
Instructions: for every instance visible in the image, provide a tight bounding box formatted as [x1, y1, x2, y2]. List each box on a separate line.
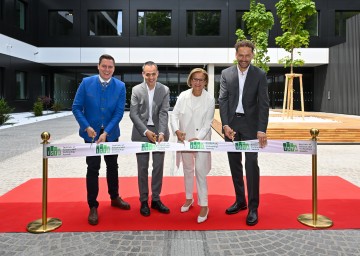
[88, 207, 98, 225]
[246, 209, 258, 226]
[111, 197, 130, 210]
[225, 202, 247, 215]
[151, 200, 170, 214]
[140, 201, 150, 217]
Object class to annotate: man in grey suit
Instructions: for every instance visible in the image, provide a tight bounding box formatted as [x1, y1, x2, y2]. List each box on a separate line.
[130, 61, 171, 217]
[218, 40, 269, 226]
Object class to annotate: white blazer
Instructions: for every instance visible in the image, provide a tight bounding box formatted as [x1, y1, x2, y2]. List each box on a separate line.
[170, 88, 215, 141]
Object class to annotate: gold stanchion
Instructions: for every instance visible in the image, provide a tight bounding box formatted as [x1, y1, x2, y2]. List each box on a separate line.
[297, 128, 333, 228]
[27, 132, 62, 233]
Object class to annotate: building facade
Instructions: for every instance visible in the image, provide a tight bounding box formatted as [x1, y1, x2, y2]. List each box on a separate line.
[0, 0, 359, 114]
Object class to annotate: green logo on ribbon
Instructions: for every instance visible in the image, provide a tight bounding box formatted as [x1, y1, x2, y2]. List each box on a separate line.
[141, 143, 157, 151]
[234, 142, 250, 150]
[283, 142, 298, 152]
[96, 144, 111, 154]
[47, 146, 61, 156]
[190, 141, 205, 149]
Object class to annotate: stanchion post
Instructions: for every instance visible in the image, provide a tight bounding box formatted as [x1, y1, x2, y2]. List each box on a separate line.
[26, 132, 62, 233]
[297, 128, 333, 228]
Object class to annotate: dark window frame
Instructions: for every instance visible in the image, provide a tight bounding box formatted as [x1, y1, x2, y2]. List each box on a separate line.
[15, 0, 27, 30]
[88, 10, 123, 36]
[0, 0, 4, 20]
[48, 10, 74, 37]
[335, 10, 360, 37]
[15, 71, 27, 100]
[186, 10, 221, 36]
[235, 10, 249, 36]
[137, 10, 172, 36]
[305, 10, 319, 37]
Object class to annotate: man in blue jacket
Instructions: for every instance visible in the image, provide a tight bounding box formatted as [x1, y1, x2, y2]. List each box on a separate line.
[72, 54, 130, 225]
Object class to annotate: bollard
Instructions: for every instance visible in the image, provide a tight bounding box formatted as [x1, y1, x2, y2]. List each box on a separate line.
[26, 132, 62, 233]
[297, 128, 333, 228]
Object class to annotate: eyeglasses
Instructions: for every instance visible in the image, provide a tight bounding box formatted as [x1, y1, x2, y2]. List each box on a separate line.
[191, 78, 206, 83]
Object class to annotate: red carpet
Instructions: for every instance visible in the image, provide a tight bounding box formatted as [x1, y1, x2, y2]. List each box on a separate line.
[1, 176, 360, 232]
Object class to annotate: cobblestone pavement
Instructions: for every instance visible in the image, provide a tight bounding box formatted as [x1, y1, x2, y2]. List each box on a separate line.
[0, 112, 360, 256]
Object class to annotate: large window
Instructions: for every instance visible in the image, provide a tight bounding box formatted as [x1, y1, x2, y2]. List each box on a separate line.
[16, 71, 27, 100]
[15, 0, 26, 30]
[0, 0, 4, 20]
[0, 68, 4, 98]
[88, 11, 123, 36]
[54, 73, 76, 109]
[305, 11, 319, 36]
[335, 11, 360, 36]
[138, 11, 171, 36]
[123, 73, 143, 108]
[187, 11, 221, 36]
[236, 11, 249, 36]
[40, 75, 48, 96]
[49, 11, 74, 36]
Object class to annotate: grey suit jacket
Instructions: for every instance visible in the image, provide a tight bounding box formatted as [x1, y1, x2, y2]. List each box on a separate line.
[129, 81, 170, 142]
[218, 64, 269, 135]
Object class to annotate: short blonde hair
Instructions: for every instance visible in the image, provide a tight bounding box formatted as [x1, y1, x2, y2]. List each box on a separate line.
[187, 68, 208, 88]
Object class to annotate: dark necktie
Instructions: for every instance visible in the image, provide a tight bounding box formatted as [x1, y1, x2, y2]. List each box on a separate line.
[102, 82, 108, 88]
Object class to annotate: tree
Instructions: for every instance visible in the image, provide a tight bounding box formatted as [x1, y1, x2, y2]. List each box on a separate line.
[235, 0, 274, 73]
[0, 98, 14, 125]
[275, 0, 316, 73]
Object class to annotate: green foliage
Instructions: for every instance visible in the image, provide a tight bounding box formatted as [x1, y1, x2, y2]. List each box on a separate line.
[33, 98, 43, 117]
[275, 0, 317, 72]
[51, 102, 63, 113]
[235, 0, 274, 73]
[235, 29, 246, 42]
[234, 29, 246, 64]
[0, 98, 14, 125]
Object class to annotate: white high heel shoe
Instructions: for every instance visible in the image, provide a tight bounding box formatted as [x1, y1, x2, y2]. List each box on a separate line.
[197, 208, 209, 223]
[180, 199, 194, 212]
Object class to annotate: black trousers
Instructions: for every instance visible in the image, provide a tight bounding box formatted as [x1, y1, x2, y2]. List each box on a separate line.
[226, 116, 260, 210]
[85, 140, 119, 209]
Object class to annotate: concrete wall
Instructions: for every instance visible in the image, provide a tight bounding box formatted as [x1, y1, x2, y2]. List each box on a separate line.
[314, 14, 360, 115]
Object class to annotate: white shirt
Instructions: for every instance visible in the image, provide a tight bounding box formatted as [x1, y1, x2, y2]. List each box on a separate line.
[99, 76, 111, 87]
[146, 83, 156, 126]
[235, 65, 249, 114]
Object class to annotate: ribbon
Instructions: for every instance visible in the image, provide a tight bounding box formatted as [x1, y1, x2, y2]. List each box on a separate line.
[44, 140, 316, 158]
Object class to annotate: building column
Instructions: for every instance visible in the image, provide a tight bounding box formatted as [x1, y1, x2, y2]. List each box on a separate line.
[207, 64, 215, 98]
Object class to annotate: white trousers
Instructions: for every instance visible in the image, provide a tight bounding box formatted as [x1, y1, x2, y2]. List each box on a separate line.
[181, 151, 211, 206]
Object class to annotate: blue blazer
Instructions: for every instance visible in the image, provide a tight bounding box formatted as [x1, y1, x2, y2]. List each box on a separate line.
[72, 75, 126, 142]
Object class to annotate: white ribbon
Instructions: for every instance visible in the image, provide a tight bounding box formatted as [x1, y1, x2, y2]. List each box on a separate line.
[43, 140, 316, 158]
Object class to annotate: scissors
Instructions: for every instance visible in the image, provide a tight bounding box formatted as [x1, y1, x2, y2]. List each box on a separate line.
[152, 134, 158, 144]
[90, 136, 95, 148]
[181, 132, 186, 145]
[230, 130, 236, 144]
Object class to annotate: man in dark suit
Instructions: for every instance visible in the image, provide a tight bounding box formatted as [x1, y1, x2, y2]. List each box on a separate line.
[72, 54, 130, 225]
[218, 40, 269, 226]
[130, 61, 171, 217]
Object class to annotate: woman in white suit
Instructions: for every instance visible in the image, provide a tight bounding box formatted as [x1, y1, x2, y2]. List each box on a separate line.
[170, 68, 215, 223]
